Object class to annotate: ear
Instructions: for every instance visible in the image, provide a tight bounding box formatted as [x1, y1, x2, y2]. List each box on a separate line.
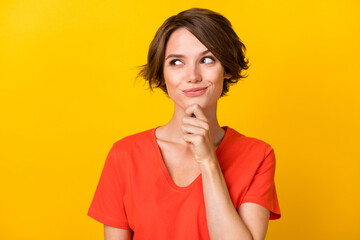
[224, 72, 232, 79]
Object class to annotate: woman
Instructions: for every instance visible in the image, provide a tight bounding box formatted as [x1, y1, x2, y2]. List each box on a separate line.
[88, 8, 281, 240]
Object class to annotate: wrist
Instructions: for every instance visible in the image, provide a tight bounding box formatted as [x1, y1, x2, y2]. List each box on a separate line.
[198, 157, 220, 172]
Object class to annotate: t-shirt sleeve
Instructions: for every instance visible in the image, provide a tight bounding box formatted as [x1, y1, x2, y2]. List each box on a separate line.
[240, 145, 281, 220]
[87, 143, 130, 229]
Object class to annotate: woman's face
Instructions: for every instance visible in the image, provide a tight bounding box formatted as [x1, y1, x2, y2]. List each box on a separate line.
[163, 27, 231, 111]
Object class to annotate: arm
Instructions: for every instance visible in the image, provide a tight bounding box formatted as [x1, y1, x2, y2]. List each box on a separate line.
[104, 225, 132, 240]
[238, 203, 270, 240]
[87, 144, 132, 239]
[182, 104, 270, 240]
[200, 160, 270, 240]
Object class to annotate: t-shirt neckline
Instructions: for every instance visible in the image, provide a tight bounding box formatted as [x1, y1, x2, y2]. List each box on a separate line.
[150, 125, 232, 192]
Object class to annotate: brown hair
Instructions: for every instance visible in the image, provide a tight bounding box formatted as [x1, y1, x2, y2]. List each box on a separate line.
[137, 8, 249, 97]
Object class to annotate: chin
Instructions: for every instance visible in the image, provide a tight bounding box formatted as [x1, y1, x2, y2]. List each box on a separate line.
[182, 98, 217, 110]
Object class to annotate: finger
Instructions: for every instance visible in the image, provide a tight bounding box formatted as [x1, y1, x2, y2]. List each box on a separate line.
[185, 104, 208, 121]
[183, 133, 205, 146]
[182, 117, 209, 130]
[181, 123, 208, 136]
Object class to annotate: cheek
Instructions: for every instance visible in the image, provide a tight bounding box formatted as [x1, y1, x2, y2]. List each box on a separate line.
[163, 73, 179, 98]
[206, 70, 224, 93]
[214, 79, 224, 98]
[216, 68, 226, 93]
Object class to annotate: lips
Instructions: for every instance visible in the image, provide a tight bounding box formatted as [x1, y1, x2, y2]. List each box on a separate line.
[182, 86, 208, 97]
[182, 87, 208, 93]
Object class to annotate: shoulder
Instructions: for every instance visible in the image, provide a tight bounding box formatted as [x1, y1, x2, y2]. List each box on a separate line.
[104, 128, 156, 169]
[111, 127, 155, 154]
[226, 126, 274, 154]
[223, 127, 276, 174]
[112, 127, 154, 149]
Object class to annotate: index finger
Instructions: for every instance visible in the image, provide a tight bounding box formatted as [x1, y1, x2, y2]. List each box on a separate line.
[185, 104, 208, 122]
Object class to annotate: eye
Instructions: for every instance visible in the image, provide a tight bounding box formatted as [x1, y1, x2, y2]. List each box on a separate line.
[169, 59, 183, 66]
[202, 56, 215, 64]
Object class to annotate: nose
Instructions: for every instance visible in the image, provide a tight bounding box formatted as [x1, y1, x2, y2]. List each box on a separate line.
[187, 63, 202, 83]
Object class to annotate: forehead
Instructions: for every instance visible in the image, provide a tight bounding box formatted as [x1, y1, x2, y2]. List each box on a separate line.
[165, 28, 208, 56]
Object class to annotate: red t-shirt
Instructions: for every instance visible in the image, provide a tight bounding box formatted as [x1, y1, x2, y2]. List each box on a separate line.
[88, 126, 281, 239]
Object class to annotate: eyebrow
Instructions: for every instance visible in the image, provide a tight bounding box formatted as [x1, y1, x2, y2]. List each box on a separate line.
[165, 49, 211, 61]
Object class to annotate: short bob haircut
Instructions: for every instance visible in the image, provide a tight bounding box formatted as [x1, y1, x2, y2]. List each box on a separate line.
[137, 8, 249, 97]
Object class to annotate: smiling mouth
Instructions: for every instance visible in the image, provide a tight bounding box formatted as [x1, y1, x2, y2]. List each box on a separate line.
[183, 87, 208, 92]
[182, 87, 208, 97]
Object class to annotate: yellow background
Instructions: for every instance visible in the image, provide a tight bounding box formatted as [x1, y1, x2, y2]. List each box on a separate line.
[1, 0, 359, 239]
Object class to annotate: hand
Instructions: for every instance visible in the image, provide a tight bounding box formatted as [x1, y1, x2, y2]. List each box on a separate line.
[181, 104, 217, 164]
